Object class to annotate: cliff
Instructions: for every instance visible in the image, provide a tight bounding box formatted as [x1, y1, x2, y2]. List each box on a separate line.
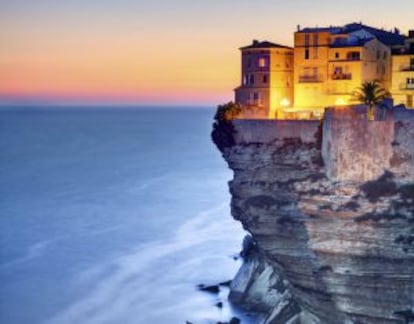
[213, 107, 414, 324]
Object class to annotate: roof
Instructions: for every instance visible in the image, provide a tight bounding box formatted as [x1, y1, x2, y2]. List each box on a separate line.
[330, 37, 374, 48]
[240, 40, 292, 50]
[297, 23, 406, 46]
[343, 23, 406, 46]
[297, 26, 342, 34]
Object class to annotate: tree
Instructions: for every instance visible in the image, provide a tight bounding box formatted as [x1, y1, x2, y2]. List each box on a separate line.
[211, 102, 243, 152]
[352, 80, 390, 120]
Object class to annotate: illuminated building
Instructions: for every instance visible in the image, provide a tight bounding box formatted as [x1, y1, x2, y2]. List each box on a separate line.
[235, 23, 413, 118]
[234, 41, 293, 119]
[391, 30, 414, 108]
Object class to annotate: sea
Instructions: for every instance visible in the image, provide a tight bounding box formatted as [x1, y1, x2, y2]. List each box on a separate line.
[0, 106, 252, 324]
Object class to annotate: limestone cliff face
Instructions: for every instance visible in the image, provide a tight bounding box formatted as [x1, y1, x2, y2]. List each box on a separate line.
[215, 107, 414, 324]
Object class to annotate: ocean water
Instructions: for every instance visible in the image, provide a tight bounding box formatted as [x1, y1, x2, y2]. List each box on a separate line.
[0, 107, 250, 324]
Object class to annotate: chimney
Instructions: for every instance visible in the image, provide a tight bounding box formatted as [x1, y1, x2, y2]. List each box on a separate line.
[252, 39, 259, 46]
[394, 27, 400, 35]
[409, 30, 414, 39]
[297, 24, 301, 32]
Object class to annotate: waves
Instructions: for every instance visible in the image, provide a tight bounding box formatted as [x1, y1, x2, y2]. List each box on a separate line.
[45, 204, 246, 324]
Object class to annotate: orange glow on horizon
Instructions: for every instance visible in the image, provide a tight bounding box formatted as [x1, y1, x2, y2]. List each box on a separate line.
[1, 1, 413, 105]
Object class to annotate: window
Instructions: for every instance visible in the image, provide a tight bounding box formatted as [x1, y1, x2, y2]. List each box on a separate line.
[377, 50, 381, 60]
[347, 51, 360, 60]
[263, 75, 268, 83]
[410, 58, 414, 69]
[249, 74, 255, 85]
[383, 52, 387, 59]
[247, 58, 252, 68]
[334, 67, 343, 74]
[335, 52, 340, 59]
[305, 48, 310, 60]
[253, 92, 260, 100]
[258, 57, 267, 68]
[243, 75, 248, 85]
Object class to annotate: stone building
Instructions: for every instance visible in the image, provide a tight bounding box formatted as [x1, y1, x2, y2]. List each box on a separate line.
[234, 41, 293, 119]
[235, 23, 413, 118]
[391, 30, 414, 108]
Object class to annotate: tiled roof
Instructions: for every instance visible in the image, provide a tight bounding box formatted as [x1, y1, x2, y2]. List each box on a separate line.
[241, 40, 292, 50]
[343, 23, 406, 46]
[297, 23, 407, 46]
[330, 37, 374, 48]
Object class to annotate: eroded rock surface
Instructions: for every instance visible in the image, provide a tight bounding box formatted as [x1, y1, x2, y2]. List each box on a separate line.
[216, 107, 414, 323]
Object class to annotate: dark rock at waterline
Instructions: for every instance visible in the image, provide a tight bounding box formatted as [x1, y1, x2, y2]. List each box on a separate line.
[240, 235, 257, 260]
[216, 317, 241, 324]
[215, 301, 223, 308]
[219, 280, 232, 287]
[197, 284, 220, 294]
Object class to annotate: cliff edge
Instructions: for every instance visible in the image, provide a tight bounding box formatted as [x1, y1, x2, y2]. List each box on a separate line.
[213, 107, 414, 324]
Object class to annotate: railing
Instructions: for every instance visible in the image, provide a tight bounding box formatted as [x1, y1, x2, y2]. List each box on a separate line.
[400, 83, 414, 90]
[331, 73, 352, 80]
[299, 75, 322, 83]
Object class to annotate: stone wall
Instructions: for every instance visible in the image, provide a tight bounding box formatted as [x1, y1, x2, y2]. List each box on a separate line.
[233, 120, 319, 145]
[322, 106, 395, 181]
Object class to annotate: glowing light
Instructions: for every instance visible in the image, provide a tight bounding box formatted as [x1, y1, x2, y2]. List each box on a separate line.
[335, 98, 347, 106]
[280, 98, 291, 107]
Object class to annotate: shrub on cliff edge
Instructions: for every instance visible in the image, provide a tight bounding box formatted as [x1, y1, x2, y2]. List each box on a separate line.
[211, 102, 242, 152]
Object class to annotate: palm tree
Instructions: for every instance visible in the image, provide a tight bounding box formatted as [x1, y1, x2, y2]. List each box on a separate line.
[352, 80, 390, 120]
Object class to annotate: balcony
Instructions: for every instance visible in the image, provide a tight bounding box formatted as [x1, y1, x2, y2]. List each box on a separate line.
[299, 75, 322, 83]
[331, 73, 352, 80]
[400, 83, 414, 90]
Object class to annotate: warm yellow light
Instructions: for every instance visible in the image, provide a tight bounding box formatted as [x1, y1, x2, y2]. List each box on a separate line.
[280, 98, 290, 107]
[335, 98, 347, 106]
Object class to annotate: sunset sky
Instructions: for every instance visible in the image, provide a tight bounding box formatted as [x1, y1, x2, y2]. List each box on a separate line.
[1, 0, 414, 106]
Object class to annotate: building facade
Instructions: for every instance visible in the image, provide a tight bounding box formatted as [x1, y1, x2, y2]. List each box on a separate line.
[234, 41, 293, 119]
[235, 23, 412, 118]
[391, 31, 414, 108]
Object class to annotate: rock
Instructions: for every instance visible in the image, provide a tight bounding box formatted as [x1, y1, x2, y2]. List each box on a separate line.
[229, 317, 241, 324]
[197, 284, 220, 294]
[215, 301, 223, 308]
[216, 317, 241, 324]
[216, 109, 414, 323]
[219, 280, 232, 287]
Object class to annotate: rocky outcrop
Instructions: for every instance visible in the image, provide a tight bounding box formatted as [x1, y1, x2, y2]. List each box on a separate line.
[215, 107, 414, 323]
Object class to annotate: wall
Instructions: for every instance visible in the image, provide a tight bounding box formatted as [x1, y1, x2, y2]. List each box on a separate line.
[233, 119, 319, 144]
[322, 106, 395, 181]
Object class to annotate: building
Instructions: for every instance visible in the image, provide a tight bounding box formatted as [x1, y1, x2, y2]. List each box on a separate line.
[235, 23, 412, 118]
[234, 41, 293, 119]
[391, 30, 414, 108]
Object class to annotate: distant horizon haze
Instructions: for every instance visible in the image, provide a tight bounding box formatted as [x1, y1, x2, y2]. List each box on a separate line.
[1, 0, 414, 106]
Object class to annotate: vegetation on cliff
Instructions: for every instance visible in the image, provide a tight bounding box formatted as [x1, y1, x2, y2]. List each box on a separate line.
[211, 102, 242, 152]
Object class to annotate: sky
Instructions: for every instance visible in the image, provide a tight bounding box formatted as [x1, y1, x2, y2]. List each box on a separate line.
[1, 0, 414, 106]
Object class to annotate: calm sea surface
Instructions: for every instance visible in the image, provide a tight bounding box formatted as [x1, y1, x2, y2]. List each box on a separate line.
[0, 107, 250, 324]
